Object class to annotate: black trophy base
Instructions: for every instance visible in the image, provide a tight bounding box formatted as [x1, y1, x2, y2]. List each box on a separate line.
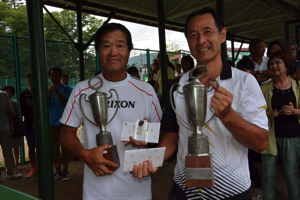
[103, 145, 120, 171]
[185, 153, 214, 188]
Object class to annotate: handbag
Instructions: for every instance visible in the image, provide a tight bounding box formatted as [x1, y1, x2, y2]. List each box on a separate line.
[12, 117, 25, 138]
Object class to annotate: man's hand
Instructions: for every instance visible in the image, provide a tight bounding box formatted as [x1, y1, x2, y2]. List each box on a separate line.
[282, 102, 294, 116]
[48, 86, 54, 96]
[124, 117, 149, 147]
[82, 144, 119, 176]
[267, 109, 278, 118]
[132, 159, 158, 179]
[210, 82, 234, 120]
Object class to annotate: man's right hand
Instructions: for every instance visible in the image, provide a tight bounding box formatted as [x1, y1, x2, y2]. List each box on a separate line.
[82, 144, 119, 176]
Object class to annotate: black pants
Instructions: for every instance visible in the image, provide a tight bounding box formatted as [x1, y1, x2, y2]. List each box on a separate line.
[248, 149, 262, 188]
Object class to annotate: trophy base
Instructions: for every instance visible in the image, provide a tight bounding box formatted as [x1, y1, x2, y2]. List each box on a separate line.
[103, 145, 120, 171]
[185, 153, 214, 188]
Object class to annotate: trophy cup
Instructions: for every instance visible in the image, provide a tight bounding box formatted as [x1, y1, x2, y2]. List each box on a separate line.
[170, 65, 219, 188]
[79, 75, 120, 171]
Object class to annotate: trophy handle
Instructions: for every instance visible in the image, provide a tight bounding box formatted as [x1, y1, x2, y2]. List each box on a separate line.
[169, 83, 190, 127]
[189, 65, 207, 80]
[88, 75, 103, 91]
[106, 89, 119, 125]
[79, 93, 99, 127]
[207, 79, 219, 92]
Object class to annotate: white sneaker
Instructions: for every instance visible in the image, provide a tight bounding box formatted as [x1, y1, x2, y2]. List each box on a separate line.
[6, 173, 22, 179]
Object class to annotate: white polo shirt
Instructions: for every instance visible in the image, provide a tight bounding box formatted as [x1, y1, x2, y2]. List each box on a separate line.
[60, 73, 162, 200]
[250, 56, 270, 84]
[161, 63, 268, 199]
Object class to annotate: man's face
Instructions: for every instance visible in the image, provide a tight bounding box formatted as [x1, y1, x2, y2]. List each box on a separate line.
[287, 44, 297, 59]
[27, 77, 32, 89]
[186, 14, 226, 65]
[49, 69, 62, 85]
[253, 41, 265, 57]
[61, 76, 69, 85]
[152, 60, 159, 71]
[98, 30, 130, 74]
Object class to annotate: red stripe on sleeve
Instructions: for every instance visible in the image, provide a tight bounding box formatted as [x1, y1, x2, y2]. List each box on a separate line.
[128, 81, 153, 96]
[64, 80, 101, 124]
[152, 101, 161, 122]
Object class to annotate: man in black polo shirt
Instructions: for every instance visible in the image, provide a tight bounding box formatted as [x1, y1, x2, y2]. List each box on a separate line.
[132, 7, 269, 200]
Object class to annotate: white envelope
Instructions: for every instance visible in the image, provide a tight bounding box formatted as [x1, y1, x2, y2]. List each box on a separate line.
[120, 122, 161, 143]
[123, 147, 166, 172]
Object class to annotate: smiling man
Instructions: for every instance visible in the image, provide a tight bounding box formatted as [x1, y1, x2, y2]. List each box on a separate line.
[131, 7, 269, 200]
[59, 23, 162, 200]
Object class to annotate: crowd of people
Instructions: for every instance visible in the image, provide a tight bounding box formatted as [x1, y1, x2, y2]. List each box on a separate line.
[0, 6, 300, 200]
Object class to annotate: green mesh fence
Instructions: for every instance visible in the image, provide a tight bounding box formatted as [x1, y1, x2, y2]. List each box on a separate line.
[0, 35, 101, 168]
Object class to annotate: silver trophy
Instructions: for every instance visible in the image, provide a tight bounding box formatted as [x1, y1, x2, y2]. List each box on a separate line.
[79, 75, 120, 170]
[170, 65, 218, 187]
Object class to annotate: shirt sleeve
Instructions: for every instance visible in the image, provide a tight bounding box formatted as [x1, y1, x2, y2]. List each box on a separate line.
[60, 84, 84, 128]
[237, 74, 269, 131]
[160, 77, 180, 133]
[3, 93, 13, 113]
[168, 67, 175, 80]
[149, 87, 162, 123]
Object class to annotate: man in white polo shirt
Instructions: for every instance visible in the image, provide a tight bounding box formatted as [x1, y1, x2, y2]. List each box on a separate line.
[132, 7, 269, 200]
[249, 38, 273, 85]
[59, 23, 162, 200]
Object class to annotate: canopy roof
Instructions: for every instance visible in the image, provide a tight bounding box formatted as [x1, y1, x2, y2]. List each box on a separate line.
[44, 0, 300, 44]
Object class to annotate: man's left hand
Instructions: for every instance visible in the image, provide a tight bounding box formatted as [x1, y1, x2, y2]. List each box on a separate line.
[132, 159, 158, 179]
[210, 82, 234, 120]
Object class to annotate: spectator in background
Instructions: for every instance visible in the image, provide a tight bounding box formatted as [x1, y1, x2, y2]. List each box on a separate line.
[155, 53, 175, 104]
[249, 38, 272, 84]
[181, 55, 195, 73]
[175, 63, 182, 77]
[48, 67, 73, 181]
[267, 40, 283, 57]
[148, 59, 159, 81]
[260, 51, 300, 200]
[20, 73, 37, 178]
[127, 66, 140, 79]
[237, 59, 255, 75]
[61, 72, 73, 89]
[0, 91, 22, 182]
[2, 85, 23, 170]
[285, 42, 299, 80]
[242, 55, 249, 59]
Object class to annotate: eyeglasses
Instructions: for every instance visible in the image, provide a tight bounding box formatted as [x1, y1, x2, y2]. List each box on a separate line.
[287, 47, 297, 51]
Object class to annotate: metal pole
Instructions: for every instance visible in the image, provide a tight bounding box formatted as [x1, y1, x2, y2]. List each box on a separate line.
[295, 25, 300, 47]
[216, 0, 228, 62]
[26, 1, 55, 199]
[146, 49, 150, 78]
[285, 22, 289, 43]
[157, 0, 168, 105]
[230, 34, 235, 67]
[96, 51, 100, 71]
[77, 3, 85, 81]
[13, 35, 25, 165]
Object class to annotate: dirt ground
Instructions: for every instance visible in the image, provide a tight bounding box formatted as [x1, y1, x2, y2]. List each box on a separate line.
[0, 160, 289, 200]
[0, 160, 175, 200]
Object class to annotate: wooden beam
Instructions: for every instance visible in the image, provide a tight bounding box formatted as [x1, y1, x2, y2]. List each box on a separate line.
[227, 13, 293, 29]
[236, 23, 283, 35]
[166, 0, 190, 16]
[266, 34, 295, 41]
[165, 1, 215, 20]
[226, 0, 259, 22]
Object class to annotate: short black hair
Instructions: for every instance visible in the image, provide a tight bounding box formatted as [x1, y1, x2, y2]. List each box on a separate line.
[181, 55, 195, 72]
[249, 38, 264, 54]
[185, 7, 225, 38]
[95, 23, 133, 52]
[48, 67, 62, 77]
[62, 72, 69, 78]
[126, 66, 139, 76]
[267, 40, 283, 57]
[237, 59, 255, 72]
[26, 73, 31, 78]
[2, 85, 15, 96]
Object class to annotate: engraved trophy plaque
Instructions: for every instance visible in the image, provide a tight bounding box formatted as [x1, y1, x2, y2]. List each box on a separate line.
[79, 75, 120, 171]
[170, 65, 219, 188]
